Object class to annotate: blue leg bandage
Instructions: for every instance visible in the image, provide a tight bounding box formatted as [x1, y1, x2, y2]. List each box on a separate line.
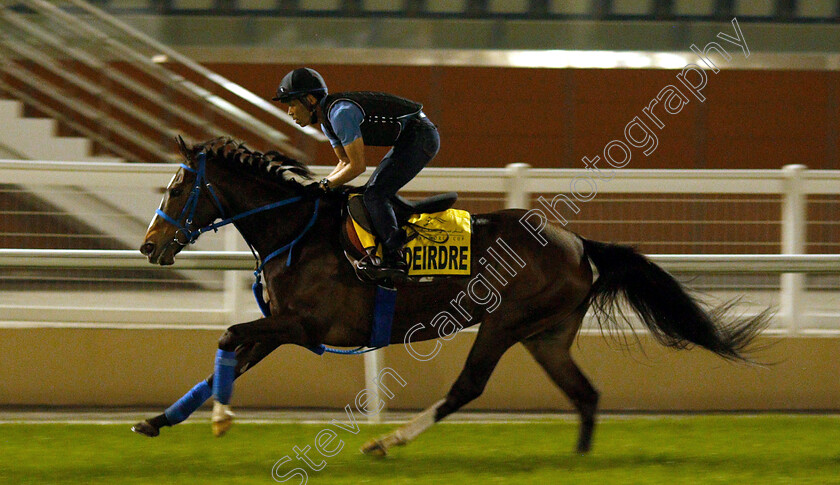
[164, 380, 212, 426]
[212, 349, 237, 405]
[370, 285, 397, 347]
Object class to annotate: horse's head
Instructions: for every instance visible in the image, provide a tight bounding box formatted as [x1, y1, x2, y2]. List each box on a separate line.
[140, 136, 226, 265]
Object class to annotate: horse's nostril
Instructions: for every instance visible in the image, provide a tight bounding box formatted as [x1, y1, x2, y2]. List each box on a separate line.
[140, 242, 156, 256]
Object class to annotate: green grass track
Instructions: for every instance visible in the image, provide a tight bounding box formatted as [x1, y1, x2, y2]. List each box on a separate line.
[1, 416, 839, 484]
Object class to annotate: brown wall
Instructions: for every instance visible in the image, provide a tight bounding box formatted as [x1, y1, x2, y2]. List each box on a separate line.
[195, 64, 836, 255]
[204, 64, 840, 171]
[2, 328, 838, 412]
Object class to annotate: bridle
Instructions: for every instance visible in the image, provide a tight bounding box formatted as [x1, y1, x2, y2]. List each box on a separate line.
[155, 152, 229, 247]
[154, 151, 320, 272]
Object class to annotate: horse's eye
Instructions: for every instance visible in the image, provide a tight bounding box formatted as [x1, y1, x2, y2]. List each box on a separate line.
[169, 187, 183, 197]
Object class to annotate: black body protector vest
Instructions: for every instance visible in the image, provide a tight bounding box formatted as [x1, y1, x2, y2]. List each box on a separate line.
[320, 91, 423, 147]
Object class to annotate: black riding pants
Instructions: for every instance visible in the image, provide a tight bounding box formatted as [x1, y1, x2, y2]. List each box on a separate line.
[363, 115, 440, 255]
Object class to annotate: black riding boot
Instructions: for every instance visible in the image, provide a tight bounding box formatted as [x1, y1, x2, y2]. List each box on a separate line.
[356, 229, 408, 281]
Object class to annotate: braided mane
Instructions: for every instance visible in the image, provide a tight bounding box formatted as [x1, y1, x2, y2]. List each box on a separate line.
[195, 136, 313, 184]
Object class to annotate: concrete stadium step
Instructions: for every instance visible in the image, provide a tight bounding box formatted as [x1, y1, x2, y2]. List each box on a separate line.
[0, 99, 123, 163]
[0, 99, 22, 119]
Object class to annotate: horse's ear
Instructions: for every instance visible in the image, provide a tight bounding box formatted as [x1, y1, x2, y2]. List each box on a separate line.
[176, 135, 190, 158]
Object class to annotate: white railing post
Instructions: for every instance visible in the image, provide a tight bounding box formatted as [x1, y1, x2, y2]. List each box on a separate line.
[505, 163, 531, 209]
[781, 164, 807, 333]
[223, 228, 244, 324]
[364, 349, 383, 423]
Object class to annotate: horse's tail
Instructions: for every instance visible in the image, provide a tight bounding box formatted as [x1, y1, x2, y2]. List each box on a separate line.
[580, 237, 769, 362]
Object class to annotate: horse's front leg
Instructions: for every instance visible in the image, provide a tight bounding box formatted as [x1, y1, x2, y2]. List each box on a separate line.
[132, 341, 279, 437]
[211, 315, 312, 437]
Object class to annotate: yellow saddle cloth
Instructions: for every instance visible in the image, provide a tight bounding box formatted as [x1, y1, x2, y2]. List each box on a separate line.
[345, 196, 472, 277]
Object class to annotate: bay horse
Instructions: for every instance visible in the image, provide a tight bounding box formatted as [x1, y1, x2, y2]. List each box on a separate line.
[133, 136, 768, 455]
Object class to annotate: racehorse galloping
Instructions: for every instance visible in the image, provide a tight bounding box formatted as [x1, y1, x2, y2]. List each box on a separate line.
[134, 136, 768, 455]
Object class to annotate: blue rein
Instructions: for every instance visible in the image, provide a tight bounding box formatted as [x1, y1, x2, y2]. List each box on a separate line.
[156, 153, 374, 356]
[155, 153, 307, 246]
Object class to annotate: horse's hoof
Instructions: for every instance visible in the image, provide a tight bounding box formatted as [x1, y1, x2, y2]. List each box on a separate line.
[360, 438, 388, 457]
[211, 402, 234, 437]
[131, 420, 159, 437]
[212, 419, 233, 437]
[575, 438, 592, 454]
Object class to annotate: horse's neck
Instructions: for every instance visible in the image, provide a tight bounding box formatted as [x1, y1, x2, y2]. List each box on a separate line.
[222, 181, 338, 261]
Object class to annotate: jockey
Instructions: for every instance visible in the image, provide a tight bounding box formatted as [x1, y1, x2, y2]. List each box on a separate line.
[272, 67, 441, 280]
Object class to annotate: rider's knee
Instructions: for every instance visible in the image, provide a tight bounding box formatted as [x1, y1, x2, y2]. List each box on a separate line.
[363, 186, 387, 204]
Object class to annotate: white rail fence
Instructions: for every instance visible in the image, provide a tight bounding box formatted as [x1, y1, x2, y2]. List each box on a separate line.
[1, 249, 839, 327]
[1, 160, 840, 335]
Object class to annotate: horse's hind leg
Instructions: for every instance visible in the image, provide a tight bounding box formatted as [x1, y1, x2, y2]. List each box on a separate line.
[361, 325, 518, 456]
[522, 309, 599, 454]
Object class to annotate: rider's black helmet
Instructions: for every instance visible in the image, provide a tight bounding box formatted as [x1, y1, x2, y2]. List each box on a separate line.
[272, 67, 328, 103]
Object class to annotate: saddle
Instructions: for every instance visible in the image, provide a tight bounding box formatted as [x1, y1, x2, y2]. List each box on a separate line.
[341, 191, 473, 281]
[346, 192, 458, 237]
